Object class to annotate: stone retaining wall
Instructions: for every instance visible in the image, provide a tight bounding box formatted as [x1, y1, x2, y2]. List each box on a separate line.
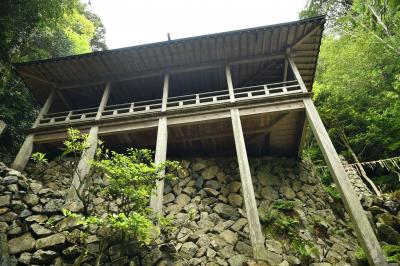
[0, 157, 399, 265]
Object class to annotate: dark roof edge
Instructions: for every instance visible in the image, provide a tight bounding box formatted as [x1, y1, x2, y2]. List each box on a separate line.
[14, 15, 326, 68]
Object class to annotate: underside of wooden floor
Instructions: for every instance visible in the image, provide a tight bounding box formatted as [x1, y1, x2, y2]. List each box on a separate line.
[35, 109, 305, 158]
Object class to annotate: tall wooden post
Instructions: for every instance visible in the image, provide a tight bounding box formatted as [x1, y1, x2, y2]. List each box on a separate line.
[12, 88, 56, 171]
[226, 66, 266, 259]
[150, 74, 169, 214]
[70, 82, 111, 193]
[290, 57, 386, 265]
[304, 98, 387, 266]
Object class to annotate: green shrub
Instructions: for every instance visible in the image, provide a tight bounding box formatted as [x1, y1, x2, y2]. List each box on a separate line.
[271, 199, 296, 211]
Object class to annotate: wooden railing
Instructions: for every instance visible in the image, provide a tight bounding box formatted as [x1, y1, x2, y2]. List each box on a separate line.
[38, 80, 301, 126]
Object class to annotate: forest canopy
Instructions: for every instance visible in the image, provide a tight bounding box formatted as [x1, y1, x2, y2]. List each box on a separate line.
[301, 0, 400, 191]
[0, 0, 107, 155]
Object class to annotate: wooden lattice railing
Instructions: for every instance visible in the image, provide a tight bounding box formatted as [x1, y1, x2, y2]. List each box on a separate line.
[38, 80, 301, 126]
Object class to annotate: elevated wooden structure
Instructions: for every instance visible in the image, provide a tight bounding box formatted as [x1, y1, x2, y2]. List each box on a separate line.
[12, 16, 386, 265]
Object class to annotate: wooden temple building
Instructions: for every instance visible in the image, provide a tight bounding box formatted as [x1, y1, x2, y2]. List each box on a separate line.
[12, 16, 386, 265]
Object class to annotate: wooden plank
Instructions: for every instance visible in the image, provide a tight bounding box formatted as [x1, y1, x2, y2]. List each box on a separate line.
[303, 97, 387, 266]
[230, 108, 266, 259]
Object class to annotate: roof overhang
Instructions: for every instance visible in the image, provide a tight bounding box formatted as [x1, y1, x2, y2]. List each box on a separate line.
[15, 16, 325, 105]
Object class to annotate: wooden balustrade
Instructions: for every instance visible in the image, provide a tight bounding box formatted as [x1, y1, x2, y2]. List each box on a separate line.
[38, 80, 302, 127]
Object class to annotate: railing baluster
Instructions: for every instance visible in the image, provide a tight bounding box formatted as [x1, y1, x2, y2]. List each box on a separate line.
[247, 92, 252, 98]
[196, 94, 200, 104]
[113, 110, 118, 115]
[264, 85, 269, 95]
[129, 103, 134, 113]
[213, 96, 217, 102]
[145, 105, 150, 111]
[65, 111, 72, 121]
[179, 101, 183, 107]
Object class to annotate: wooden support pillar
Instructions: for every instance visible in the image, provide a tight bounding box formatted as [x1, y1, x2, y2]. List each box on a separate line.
[70, 126, 99, 193]
[150, 74, 169, 214]
[12, 88, 55, 171]
[230, 108, 265, 259]
[225, 64, 265, 259]
[288, 57, 308, 93]
[225, 66, 235, 102]
[304, 97, 387, 266]
[69, 82, 111, 193]
[150, 116, 168, 214]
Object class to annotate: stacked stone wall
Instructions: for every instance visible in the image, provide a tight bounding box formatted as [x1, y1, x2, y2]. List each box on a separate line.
[0, 157, 399, 265]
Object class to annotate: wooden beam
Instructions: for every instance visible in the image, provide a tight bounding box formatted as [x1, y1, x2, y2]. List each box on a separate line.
[11, 134, 34, 171]
[58, 53, 286, 90]
[12, 88, 56, 171]
[150, 117, 168, 214]
[242, 59, 279, 87]
[288, 58, 308, 93]
[150, 74, 169, 214]
[161, 74, 169, 111]
[19, 70, 54, 85]
[292, 25, 321, 50]
[303, 97, 387, 265]
[96, 82, 111, 120]
[225, 66, 235, 102]
[246, 112, 289, 145]
[56, 90, 71, 110]
[230, 108, 266, 259]
[70, 126, 99, 193]
[33, 88, 56, 128]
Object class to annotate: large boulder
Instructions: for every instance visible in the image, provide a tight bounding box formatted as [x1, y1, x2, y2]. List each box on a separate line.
[202, 166, 219, 180]
[213, 203, 239, 219]
[0, 195, 10, 207]
[31, 223, 53, 237]
[36, 233, 66, 250]
[180, 242, 198, 259]
[31, 249, 58, 264]
[8, 233, 36, 254]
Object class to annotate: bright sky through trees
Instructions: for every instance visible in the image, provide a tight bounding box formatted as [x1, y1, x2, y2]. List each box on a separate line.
[89, 0, 307, 49]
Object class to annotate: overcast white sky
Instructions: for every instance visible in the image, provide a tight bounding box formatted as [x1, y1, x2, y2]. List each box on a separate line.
[89, 0, 308, 49]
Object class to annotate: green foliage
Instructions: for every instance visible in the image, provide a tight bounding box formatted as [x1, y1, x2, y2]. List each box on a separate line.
[324, 184, 341, 200]
[301, 0, 400, 191]
[62, 128, 89, 157]
[56, 128, 180, 260]
[91, 147, 179, 215]
[383, 244, 400, 263]
[270, 199, 296, 211]
[31, 152, 48, 165]
[262, 202, 318, 262]
[0, 0, 107, 156]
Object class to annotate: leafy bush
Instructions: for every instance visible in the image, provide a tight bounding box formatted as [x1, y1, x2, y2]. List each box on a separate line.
[32, 128, 180, 262]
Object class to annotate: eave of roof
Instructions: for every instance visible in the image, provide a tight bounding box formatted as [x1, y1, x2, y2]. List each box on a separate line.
[14, 15, 325, 105]
[15, 15, 325, 67]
